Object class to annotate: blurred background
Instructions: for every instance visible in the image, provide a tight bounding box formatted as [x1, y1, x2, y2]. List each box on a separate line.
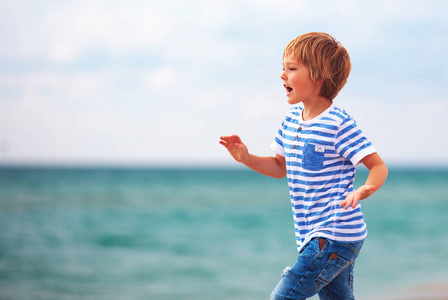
[1, 0, 447, 299]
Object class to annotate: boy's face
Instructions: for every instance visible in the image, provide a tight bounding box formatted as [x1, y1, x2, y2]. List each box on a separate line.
[281, 56, 322, 105]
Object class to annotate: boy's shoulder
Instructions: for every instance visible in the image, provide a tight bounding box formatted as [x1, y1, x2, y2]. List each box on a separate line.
[325, 105, 354, 125]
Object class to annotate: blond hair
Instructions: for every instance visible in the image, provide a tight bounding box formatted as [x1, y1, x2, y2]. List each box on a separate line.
[283, 32, 351, 100]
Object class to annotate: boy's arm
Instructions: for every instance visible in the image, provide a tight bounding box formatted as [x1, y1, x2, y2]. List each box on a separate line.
[219, 135, 286, 179]
[340, 152, 388, 209]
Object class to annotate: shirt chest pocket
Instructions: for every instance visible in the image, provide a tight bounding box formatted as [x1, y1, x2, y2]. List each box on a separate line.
[302, 142, 325, 171]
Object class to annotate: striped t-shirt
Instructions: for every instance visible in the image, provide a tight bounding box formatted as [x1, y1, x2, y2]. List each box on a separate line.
[271, 103, 376, 253]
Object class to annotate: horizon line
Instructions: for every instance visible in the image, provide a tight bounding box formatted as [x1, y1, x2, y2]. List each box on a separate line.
[1, 161, 448, 171]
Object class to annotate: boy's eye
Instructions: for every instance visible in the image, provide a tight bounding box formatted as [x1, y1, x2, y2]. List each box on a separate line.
[289, 68, 296, 71]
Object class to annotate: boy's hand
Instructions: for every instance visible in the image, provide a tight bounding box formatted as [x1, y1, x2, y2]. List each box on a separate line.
[219, 135, 249, 163]
[339, 185, 376, 210]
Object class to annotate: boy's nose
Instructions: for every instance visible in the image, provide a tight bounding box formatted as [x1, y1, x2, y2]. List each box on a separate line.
[280, 71, 287, 80]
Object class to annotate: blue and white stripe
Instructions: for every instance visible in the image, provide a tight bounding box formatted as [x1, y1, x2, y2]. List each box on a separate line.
[271, 103, 376, 252]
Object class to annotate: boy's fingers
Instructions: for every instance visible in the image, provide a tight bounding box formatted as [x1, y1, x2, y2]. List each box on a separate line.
[230, 134, 242, 143]
[345, 200, 352, 210]
[352, 196, 359, 209]
[339, 185, 377, 210]
[340, 196, 349, 207]
[340, 193, 360, 210]
[340, 195, 352, 209]
[220, 136, 238, 147]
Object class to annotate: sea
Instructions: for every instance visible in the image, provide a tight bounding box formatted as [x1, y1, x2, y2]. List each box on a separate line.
[0, 166, 447, 300]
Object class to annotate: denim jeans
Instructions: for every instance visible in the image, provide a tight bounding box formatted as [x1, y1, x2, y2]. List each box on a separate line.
[270, 237, 364, 300]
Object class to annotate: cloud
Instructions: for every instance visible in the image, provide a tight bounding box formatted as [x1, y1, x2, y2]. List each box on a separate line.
[1, 0, 177, 62]
[146, 68, 180, 91]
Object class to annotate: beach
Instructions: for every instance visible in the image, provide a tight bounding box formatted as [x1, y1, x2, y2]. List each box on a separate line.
[370, 283, 448, 300]
[0, 167, 447, 299]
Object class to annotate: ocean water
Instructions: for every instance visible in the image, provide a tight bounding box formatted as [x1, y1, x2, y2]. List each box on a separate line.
[0, 166, 447, 300]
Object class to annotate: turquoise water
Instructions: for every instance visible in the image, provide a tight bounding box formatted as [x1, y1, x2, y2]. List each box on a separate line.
[0, 167, 447, 299]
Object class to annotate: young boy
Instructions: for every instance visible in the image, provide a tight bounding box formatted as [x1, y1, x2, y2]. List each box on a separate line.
[219, 32, 388, 300]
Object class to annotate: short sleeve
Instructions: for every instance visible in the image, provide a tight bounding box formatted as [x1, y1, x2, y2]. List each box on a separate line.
[270, 121, 286, 157]
[335, 118, 376, 166]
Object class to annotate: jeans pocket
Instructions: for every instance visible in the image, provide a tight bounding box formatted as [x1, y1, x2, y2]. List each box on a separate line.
[315, 254, 350, 290]
[302, 142, 325, 171]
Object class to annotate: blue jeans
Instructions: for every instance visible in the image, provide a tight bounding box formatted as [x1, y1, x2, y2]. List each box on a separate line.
[271, 238, 364, 300]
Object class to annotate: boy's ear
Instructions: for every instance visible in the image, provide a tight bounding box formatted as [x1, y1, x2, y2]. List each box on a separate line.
[314, 78, 324, 85]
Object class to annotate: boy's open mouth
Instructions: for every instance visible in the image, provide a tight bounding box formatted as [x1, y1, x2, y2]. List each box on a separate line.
[284, 85, 293, 93]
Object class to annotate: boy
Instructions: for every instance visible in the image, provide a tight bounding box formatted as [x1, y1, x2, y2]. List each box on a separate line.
[219, 32, 388, 300]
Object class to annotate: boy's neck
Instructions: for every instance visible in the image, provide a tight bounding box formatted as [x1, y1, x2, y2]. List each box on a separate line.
[301, 98, 333, 121]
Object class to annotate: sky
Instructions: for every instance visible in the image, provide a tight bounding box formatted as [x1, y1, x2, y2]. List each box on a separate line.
[1, 0, 448, 167]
